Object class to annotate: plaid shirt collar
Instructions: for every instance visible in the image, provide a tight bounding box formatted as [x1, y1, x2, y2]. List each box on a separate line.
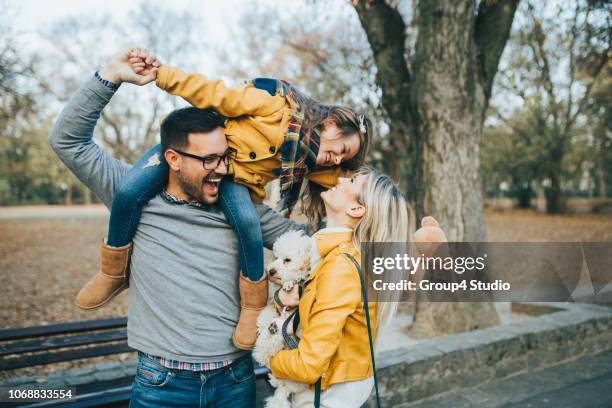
[160, 190, 218, 212]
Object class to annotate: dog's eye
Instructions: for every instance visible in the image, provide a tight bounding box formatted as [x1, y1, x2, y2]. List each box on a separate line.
[283, 258, 291, 263]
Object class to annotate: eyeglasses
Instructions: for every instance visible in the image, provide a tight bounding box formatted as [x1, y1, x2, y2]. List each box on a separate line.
[173, 148, 237, 170]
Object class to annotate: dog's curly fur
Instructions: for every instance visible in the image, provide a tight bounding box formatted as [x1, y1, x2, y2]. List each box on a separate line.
[253, 230, 312, 408]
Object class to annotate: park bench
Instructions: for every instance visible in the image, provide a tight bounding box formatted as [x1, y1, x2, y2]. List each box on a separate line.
[0, 318, 270, 407]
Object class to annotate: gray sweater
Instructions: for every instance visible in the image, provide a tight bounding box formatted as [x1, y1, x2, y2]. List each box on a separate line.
[49, 77, 302, 363]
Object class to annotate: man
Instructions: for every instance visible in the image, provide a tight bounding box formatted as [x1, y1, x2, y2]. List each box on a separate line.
[49, 49, 302, 407]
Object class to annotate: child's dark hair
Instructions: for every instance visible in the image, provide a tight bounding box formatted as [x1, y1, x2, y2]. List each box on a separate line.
[301, 106, 373, 228]
[160, 107, 224, 153]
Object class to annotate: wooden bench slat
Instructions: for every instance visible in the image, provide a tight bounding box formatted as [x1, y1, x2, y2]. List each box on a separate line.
[21, 368, 272, 407]
[0, 343, 133, 371]
[0, 318, 127, 342]
[21, 384, 133, 408]
[0, 330, 127, 357]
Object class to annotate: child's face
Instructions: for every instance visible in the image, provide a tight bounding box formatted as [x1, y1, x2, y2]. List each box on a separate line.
[316, 124, 361, 167]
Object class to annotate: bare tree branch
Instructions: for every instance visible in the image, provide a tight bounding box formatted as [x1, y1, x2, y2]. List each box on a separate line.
[353, 0, 413, 129]
[474, 0, 520, 100]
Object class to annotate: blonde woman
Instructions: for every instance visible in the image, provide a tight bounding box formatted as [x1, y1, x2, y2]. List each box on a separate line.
[269, 167, 437, 407]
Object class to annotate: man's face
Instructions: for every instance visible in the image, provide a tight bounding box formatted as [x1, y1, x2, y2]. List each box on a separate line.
[174, 128, 229, 204]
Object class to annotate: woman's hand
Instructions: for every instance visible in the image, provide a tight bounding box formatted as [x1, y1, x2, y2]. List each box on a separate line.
[277, 285, 300, 308]
[414, 216, 448, 257]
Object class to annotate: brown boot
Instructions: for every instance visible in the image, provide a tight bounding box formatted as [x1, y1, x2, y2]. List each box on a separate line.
[232, 272, 269, 350]
[75, 239, 132, 310]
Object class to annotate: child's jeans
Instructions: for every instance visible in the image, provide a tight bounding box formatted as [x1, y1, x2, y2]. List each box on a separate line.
[107, 144, 265, 281]
[218, 179, 264, 281]
[107, 144, 168, 247]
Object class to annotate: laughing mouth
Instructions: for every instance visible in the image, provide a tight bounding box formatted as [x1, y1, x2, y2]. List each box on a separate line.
[203, 176, 222, 192]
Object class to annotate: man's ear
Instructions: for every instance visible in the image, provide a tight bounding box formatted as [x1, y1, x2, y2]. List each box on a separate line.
[164, 149, 181, 172]
[346, 203, 365, 219]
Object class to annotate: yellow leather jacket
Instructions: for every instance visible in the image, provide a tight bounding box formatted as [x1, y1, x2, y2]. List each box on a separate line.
[269, 230, 377, 390]
[155, 65, 341, 202]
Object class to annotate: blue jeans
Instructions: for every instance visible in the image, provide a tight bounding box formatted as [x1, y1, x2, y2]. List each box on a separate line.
[107, 144, 168, 247]
[107, 144, 265, 281]
[219, 179, 264, 281]
[129, 352, 256, 408]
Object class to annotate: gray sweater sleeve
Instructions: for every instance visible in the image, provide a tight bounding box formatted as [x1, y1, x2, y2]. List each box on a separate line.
[257, 205, 310, 249]
[48, 76, 131, 208]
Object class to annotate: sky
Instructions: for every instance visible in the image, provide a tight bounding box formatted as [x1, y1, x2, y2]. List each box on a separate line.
[12, 0, 236, 35]
[8, 0, 589, 124]
[8, 0, 345, 83]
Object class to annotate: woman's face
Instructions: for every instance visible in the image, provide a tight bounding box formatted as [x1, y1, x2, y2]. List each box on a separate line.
[315, 124, 361, 167]
[321, 173, 368, 221]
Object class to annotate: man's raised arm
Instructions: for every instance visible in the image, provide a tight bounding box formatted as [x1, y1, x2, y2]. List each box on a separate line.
[49, 50, 156, 208]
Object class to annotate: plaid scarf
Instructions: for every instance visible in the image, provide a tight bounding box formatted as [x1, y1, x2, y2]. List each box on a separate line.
[273, 81, 334, 216]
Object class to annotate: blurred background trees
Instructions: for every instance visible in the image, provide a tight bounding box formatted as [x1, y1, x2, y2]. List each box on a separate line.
[486, 0, 611, 214]
[0, 0, 610, 335]
[1, 0, 609, 210]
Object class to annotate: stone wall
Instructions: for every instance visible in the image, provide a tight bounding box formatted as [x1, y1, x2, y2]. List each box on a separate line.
[2, 302, 611, 407]
[367, 302, 612, 407]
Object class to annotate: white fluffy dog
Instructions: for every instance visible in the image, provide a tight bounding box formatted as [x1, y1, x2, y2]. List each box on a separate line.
[253, 230, 312, 408]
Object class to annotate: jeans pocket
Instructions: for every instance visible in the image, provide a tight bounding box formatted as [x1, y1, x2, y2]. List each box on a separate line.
[229, 355, 255, 384]
[135, 358, 173, 388]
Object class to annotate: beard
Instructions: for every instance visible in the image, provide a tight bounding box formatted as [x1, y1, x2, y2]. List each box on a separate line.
[178, 174, 207, 204]
[177, 166, 224, 205]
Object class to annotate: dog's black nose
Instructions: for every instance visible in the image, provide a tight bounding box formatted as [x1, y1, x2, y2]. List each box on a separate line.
[269, 268, 277, 276]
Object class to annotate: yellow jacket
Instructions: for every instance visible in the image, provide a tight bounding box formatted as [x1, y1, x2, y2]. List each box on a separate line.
[269, 230, 377, 390]
[156, 65, 341, 203]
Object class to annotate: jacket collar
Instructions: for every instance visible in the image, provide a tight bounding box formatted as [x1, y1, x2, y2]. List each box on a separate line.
[313, 228, 353, 258]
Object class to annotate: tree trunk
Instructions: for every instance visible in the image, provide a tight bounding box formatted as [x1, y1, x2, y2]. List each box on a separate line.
[545, 172, 563, 214]
[413, 0, 487, 242]
[516, 182, 532, 209]
[545, 143, 564, 214]
[65, 178, 73, 206]
[407, 0, 520, 336]
[82, 185, 92, 205]
[355, 0, 519, 336]
[597, 166, 606, 198]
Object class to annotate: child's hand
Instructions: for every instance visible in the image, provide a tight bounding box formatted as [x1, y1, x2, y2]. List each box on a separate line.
[99, 48, 157, 86]
[127, 47, 161, 82]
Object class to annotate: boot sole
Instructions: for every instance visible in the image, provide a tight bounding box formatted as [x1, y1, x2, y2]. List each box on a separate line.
[75, 282, 129, 311]
[232, 333, 255, 350]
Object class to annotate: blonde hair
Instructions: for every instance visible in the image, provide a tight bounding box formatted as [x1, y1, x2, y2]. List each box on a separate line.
[352, 166, 411, 346]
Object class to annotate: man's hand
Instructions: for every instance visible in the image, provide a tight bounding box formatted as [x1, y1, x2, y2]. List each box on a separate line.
[98, 48, 158, 86]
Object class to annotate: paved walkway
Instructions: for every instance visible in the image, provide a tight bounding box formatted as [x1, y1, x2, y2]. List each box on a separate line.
[0, 204, 108, 220]
[404, 349, 612, 408]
